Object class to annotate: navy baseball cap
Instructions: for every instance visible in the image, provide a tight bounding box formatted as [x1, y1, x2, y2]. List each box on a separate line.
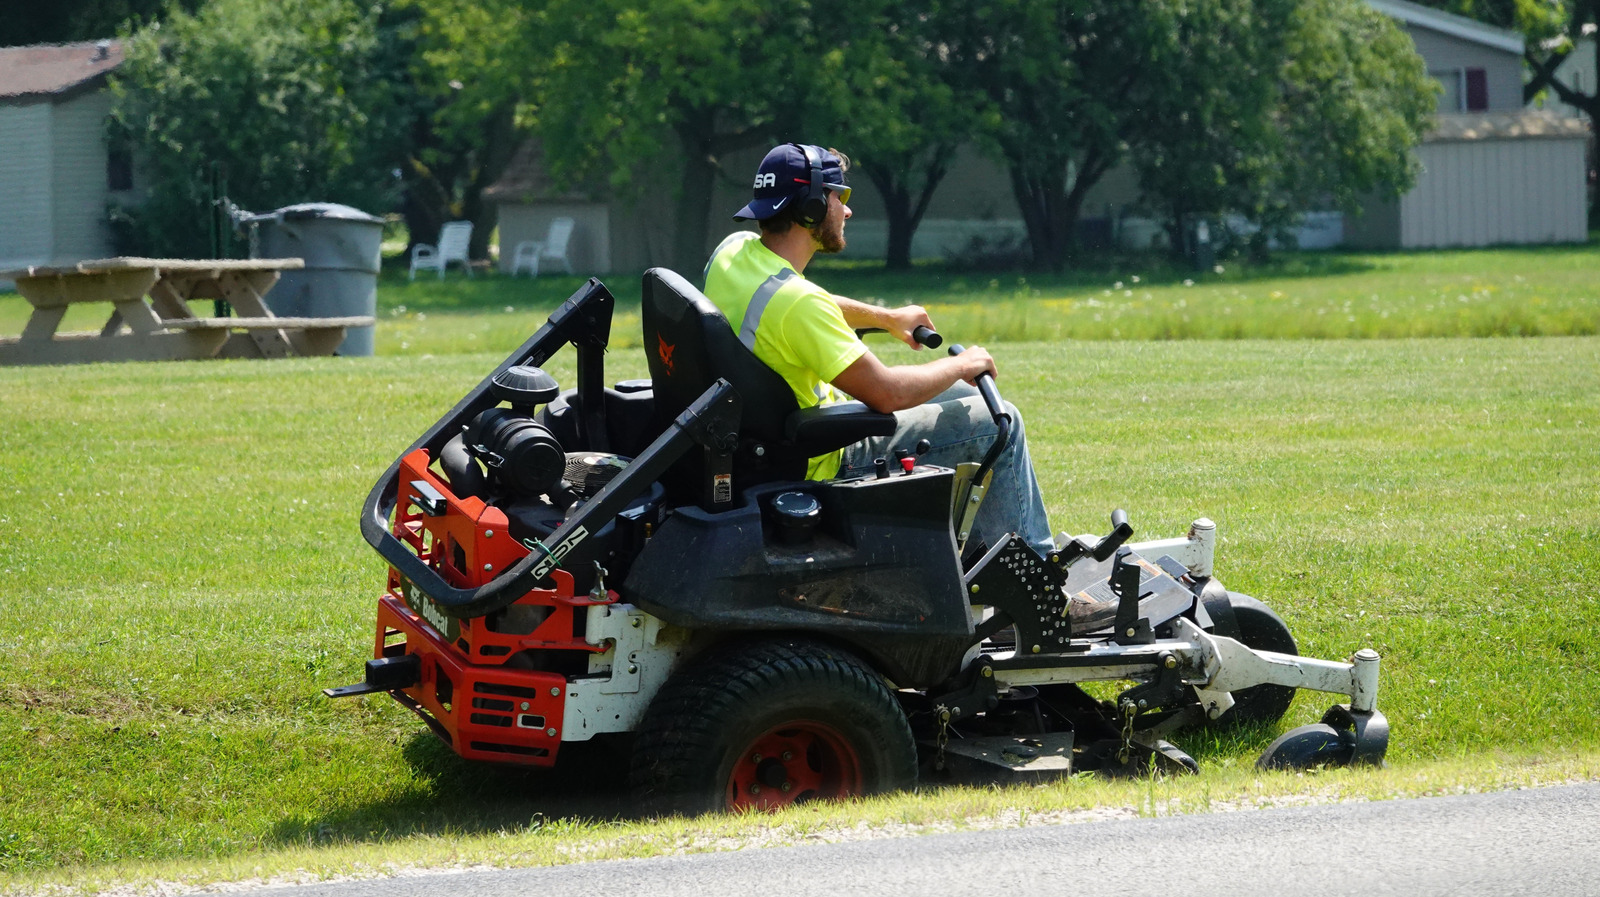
[734, 143, 851, 220]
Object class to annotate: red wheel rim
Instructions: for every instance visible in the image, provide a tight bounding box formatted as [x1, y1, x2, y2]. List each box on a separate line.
[726, 721, 863, 810]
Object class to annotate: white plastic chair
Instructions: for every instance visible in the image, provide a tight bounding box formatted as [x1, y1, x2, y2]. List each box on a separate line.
[509, 218, 576, 277]
[510, 240, 541, 276]
[409, 221, 474, 280]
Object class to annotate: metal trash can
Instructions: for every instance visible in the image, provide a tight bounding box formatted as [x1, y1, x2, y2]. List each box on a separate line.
[252, 202, 383, 356]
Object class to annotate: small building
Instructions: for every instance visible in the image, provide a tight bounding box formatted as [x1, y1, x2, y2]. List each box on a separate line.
[1347, 2, 1592, 248]
[0, 41, 132, 276]
[1344, 112, 1590, 248]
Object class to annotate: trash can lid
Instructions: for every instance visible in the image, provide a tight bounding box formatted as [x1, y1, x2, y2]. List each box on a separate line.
[273, 202, 384, 224]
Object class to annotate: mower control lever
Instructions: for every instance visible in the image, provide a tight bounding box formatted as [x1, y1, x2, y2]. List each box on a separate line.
[853, 325, 943, 349]
[947, 342, 1012, 499]
[1091, 509, 1135, 562]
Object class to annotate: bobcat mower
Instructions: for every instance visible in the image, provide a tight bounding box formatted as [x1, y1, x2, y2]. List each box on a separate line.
[327, 270, 1389, 812]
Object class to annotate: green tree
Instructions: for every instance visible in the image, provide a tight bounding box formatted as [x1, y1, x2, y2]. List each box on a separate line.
[398, 0, 529, 260]
[0, 0, 200, 46]
[1520, 2, 1599, 225]
[943, 0, 1197, 270]
[1129, 0, 1435, 253]
[804, 2, 997, 269]
[108, 0, 414, 258]
[526, 0, 836, 273]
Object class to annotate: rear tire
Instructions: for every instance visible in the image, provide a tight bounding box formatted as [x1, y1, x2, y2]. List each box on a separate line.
[1214, 592, 1299, 727]
[629, 638, 917, 814]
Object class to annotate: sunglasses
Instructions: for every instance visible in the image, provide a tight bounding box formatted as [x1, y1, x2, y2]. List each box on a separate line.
[826, 184, 852, 205]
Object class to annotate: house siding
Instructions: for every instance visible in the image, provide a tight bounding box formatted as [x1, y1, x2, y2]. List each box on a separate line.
[1406, 26, 1523, 112]
[50, 90, 115, 264]
[0, 102, 55, 267]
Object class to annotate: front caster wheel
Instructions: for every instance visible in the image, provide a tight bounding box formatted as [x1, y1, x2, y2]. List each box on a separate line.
[1256, 723, 1354, 770]
[629, 638, 917, 814]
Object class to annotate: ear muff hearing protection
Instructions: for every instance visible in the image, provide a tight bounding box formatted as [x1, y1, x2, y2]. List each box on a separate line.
[792, 143, 829, 228]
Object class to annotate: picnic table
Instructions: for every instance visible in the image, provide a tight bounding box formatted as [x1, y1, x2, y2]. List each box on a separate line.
[0, 257, 376, 365]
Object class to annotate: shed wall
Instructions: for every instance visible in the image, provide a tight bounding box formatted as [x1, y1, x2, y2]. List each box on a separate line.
[50, 91, 115, 263]
[496, 203, 613, 275]
[1400, 137, 1589, 246]
[0, 102, 55, 267]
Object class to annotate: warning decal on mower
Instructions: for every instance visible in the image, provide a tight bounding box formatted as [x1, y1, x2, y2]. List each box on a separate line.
[714, 473, 732, 504]
[531, 525, 589, 579]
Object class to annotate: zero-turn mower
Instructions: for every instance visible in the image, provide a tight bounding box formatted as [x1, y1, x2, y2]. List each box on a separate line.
[327, 270, 1389, 812]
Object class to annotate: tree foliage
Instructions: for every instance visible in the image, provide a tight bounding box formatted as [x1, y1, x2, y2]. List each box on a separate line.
[525, 0, 846, 272]
[396, 0, 529, 257]
[1130, 0, 1435, 251]
[801, 2, 997, 269]
[108, 0, 414, 258]
[0, 0, 201, 47]
[938, 0, 1181, 269]
[935, 0, 1434, 270]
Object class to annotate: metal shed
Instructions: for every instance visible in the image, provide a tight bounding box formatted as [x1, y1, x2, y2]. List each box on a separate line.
[1345, 111, 1592, 249]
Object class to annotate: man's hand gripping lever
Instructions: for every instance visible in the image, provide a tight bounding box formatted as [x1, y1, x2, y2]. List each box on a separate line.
[945, 342, 1010, 550]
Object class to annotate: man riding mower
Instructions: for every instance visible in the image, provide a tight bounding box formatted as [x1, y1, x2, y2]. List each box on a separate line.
[328, 143, 1387, 812]
[327, 272, 1388, 812]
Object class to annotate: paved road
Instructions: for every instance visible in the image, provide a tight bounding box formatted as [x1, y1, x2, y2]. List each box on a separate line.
[264, 782, 1600, 897]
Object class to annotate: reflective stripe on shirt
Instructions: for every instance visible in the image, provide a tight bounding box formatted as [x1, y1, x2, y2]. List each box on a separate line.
[737, 268, 797, 350]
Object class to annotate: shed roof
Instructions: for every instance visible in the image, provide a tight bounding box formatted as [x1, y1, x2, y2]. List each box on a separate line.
[482, 139, 598, 204]
[0, 40, 124, 106]
[1368, 0, 1524, 54]
[1425, 110, 1592, 143]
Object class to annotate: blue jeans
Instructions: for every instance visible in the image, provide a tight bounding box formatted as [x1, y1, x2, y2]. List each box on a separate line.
[837, 383, 1053, 558]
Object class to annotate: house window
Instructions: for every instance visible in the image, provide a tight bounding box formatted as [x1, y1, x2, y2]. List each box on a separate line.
[1431, 67, 1490, 113]
[1464, 68, 1488, 111]
[107, 149, 133, 191]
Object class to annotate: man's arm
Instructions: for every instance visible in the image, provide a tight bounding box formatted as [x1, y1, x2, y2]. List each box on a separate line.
[834, 297, 933, 350]
[831, 346, 996, 413]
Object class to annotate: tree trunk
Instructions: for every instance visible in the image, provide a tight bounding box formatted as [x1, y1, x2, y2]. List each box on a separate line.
[461, 105, 520, 262]
[401, 160, 452, 258]
[672, 128, 720, 276]
[1591, 44, 1599, 226]
[1009, 167, 1076, 271]
[876, 176, 916, 271]
[865, 148, 952, 271]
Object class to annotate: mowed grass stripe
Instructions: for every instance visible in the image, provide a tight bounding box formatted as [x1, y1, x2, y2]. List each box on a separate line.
[0, 336, 1595, 878]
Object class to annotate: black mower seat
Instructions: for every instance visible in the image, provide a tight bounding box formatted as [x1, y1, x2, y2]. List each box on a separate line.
[640, 267, 895, 505]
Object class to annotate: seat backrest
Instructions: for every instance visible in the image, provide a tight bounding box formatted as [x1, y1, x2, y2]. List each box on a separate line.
[640, 267, 808, 502]
[545, 217, 575, 255]
[438, 221, 472, 259]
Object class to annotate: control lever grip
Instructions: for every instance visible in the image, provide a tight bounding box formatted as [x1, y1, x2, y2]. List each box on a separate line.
[853, 325, 943, 349]
[947, 343, 1004, 422]
[1091, 508, 1134, 562]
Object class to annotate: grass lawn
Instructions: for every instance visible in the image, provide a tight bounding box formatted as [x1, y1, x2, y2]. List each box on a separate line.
[6, 243, 1595, 354]
[0, 243, 1597, 890]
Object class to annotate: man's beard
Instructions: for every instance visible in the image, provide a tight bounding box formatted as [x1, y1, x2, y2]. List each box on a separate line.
[811, 205, 847, 254]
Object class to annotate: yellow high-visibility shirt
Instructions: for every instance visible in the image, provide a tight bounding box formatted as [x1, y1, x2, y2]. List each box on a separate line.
[702, 231, 866, 479]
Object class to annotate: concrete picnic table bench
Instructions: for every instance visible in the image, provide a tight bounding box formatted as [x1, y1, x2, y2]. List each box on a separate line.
[0, 257, 376, 365]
